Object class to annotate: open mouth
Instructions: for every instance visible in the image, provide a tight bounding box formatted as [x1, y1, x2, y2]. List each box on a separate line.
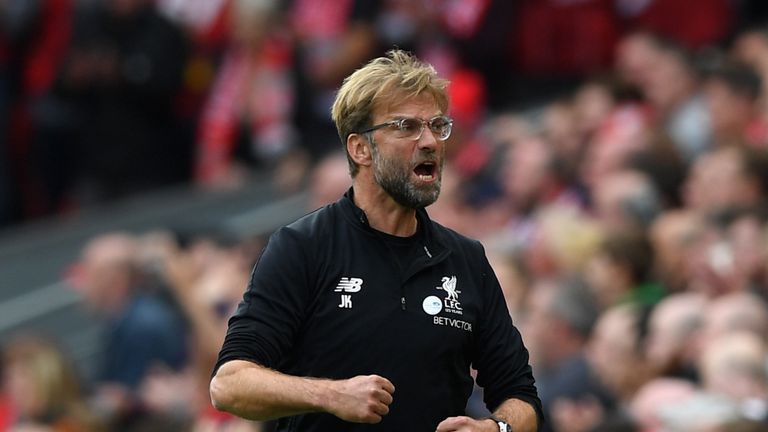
[414, 161, 437, 181]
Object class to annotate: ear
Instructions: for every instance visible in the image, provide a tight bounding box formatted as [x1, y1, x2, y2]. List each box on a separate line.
[347, 133, 372, 168]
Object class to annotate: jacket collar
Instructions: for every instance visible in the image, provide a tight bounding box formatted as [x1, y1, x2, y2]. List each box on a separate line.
[339, 187, 450, 266]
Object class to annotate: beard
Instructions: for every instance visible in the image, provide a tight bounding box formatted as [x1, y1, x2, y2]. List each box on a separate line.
[370, 140, 443, 209]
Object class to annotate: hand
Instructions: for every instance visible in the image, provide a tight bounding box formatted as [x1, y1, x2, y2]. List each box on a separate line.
[324, 375, 395, 423]
[436, 416, 498, 432]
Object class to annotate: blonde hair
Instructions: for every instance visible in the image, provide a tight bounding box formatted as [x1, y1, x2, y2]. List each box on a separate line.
[5, 337, 82, 421]
[331, 49, 449, 177]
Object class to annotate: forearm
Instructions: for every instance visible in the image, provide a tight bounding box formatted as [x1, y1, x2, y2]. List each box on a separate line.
[210, 360, 329, 421]
[210, 359, 395, 423]
[493, 398, 539, 432]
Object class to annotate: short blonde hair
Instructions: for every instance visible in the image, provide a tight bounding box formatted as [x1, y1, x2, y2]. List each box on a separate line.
[331, 49, 449, 177]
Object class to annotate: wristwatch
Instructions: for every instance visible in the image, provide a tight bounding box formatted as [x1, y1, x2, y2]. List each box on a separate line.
[489, 415, 511, 432]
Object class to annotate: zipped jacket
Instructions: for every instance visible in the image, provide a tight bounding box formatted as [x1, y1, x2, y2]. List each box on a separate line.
[215, 189, 542, 431]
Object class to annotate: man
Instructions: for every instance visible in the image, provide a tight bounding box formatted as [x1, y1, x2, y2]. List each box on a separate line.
[209, 50, 541, 431]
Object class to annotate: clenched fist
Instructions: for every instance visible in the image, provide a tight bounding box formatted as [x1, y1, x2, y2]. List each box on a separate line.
[325, 375, 395, 423]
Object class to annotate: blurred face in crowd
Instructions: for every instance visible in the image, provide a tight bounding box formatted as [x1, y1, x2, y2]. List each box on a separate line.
[733, 31, 768, 74]
[629, 378, 697, 432]
[231, 0, 277, 46]
[705, 78, 754, 140]
[585, 251, 630, 309]
[574, 82, 614, 137]
[308, 152, 352, 210]
[650, 211, 702, 291]
[3, 339, 80, 421]
[642, 49, 696, 113]
[76, 234, 138, 313]
[588, 305, 650, 400]
[616, 33, 658, 88]
[520, 280, 558, 368]
[367, 93, 447, 209]
[683, 147, 759, 213]
[645, 293, 706, 375]
[700, 293, 768, 344]
[581, 105, 649, 189]
[500, 136, 553, 211]
[699, 332, 768, 401]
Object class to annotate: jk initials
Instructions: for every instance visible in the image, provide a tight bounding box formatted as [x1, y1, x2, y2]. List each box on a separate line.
[339, 294, 352, 309]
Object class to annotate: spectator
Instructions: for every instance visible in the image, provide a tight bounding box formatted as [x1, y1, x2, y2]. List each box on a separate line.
[699, 332, 768, 422]
[289, 0, 382, 159]
[195, 0, 301, 190]
[683, 146, 768, 216]
[645, 292, 707, 380]
[72, 232, 188, 427]
[521, 278, 600, 431]
[704, 61, 767, 147]
[629, 378, 698, 432]
[549, 304, 651, 432]
[700, 292, 768, 341]
[521, 205, 604, 280]
[587, 305, 653, 404]
[638, 36, 713, 161]
[649, 210, 705, 292]
[138, 229, 263, 431]
[306, 150, 352, 211]
[585, 230, 665, 309]
[3, 336, 101, 431]
[590, 169, 661, 232]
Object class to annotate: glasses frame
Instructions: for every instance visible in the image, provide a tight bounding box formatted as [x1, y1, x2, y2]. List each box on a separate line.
[358, 115, 454, 141]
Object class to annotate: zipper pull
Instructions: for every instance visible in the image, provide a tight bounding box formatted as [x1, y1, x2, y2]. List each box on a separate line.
[401, 296, 406, 310]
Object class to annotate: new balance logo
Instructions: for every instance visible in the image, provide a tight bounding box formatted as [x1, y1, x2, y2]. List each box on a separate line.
[335, 277, 363, 293]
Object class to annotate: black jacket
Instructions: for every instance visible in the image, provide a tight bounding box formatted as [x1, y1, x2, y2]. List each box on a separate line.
[215, 189, 541, 431]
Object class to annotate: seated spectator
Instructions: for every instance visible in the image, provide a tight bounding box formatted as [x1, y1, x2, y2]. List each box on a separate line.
[590, 169, 661, 232]
[700, 292, 768, 341]
[549, 304, 652, 432]
[587, 304, 654, 405]
[649, 210, 705, 292]
[619, 34, 713, 161]
[3, 336, 101, 431]
[629, 377, 698, 432]
[306, 151, 352, 211]
[699, 332, 768, 422]
[72, 232, 188, 426]
[139, 229, 263, 431]
[195, 0, 303, 190]
[645, 292, 707, 380]
[521, 277, 599, 431]
[585, 230, 665, 309]
[704, 61, 767, 147]
[683, 145, 768, 216]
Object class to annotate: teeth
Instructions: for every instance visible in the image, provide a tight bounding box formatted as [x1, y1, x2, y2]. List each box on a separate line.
[418, 174, 433, 181]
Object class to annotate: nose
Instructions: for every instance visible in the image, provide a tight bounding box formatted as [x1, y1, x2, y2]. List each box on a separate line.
[416, 126, 439, 151]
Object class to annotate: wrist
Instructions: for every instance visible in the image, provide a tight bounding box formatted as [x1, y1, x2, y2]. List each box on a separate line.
[488, 415, 511, 432]
[309, 378, 336, 414]
[483, 417, 500, 431]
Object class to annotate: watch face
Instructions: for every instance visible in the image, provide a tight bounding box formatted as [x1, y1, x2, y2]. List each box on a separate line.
[497, 422, 509, 432]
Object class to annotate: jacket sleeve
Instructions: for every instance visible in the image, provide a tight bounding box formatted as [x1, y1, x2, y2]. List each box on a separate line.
[213, 226, 312, 374]
[472, 248, 544, 422]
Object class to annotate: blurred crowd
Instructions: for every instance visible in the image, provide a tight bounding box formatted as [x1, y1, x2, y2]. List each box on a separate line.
[6, 0, 768, 431]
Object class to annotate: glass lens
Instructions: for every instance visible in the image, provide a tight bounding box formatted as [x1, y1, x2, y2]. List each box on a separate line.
[395, 118, 423, 139]
[429, 116, 452, 140]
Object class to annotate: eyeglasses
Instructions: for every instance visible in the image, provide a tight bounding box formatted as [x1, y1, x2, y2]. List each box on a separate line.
[359, 115, 454, 141]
